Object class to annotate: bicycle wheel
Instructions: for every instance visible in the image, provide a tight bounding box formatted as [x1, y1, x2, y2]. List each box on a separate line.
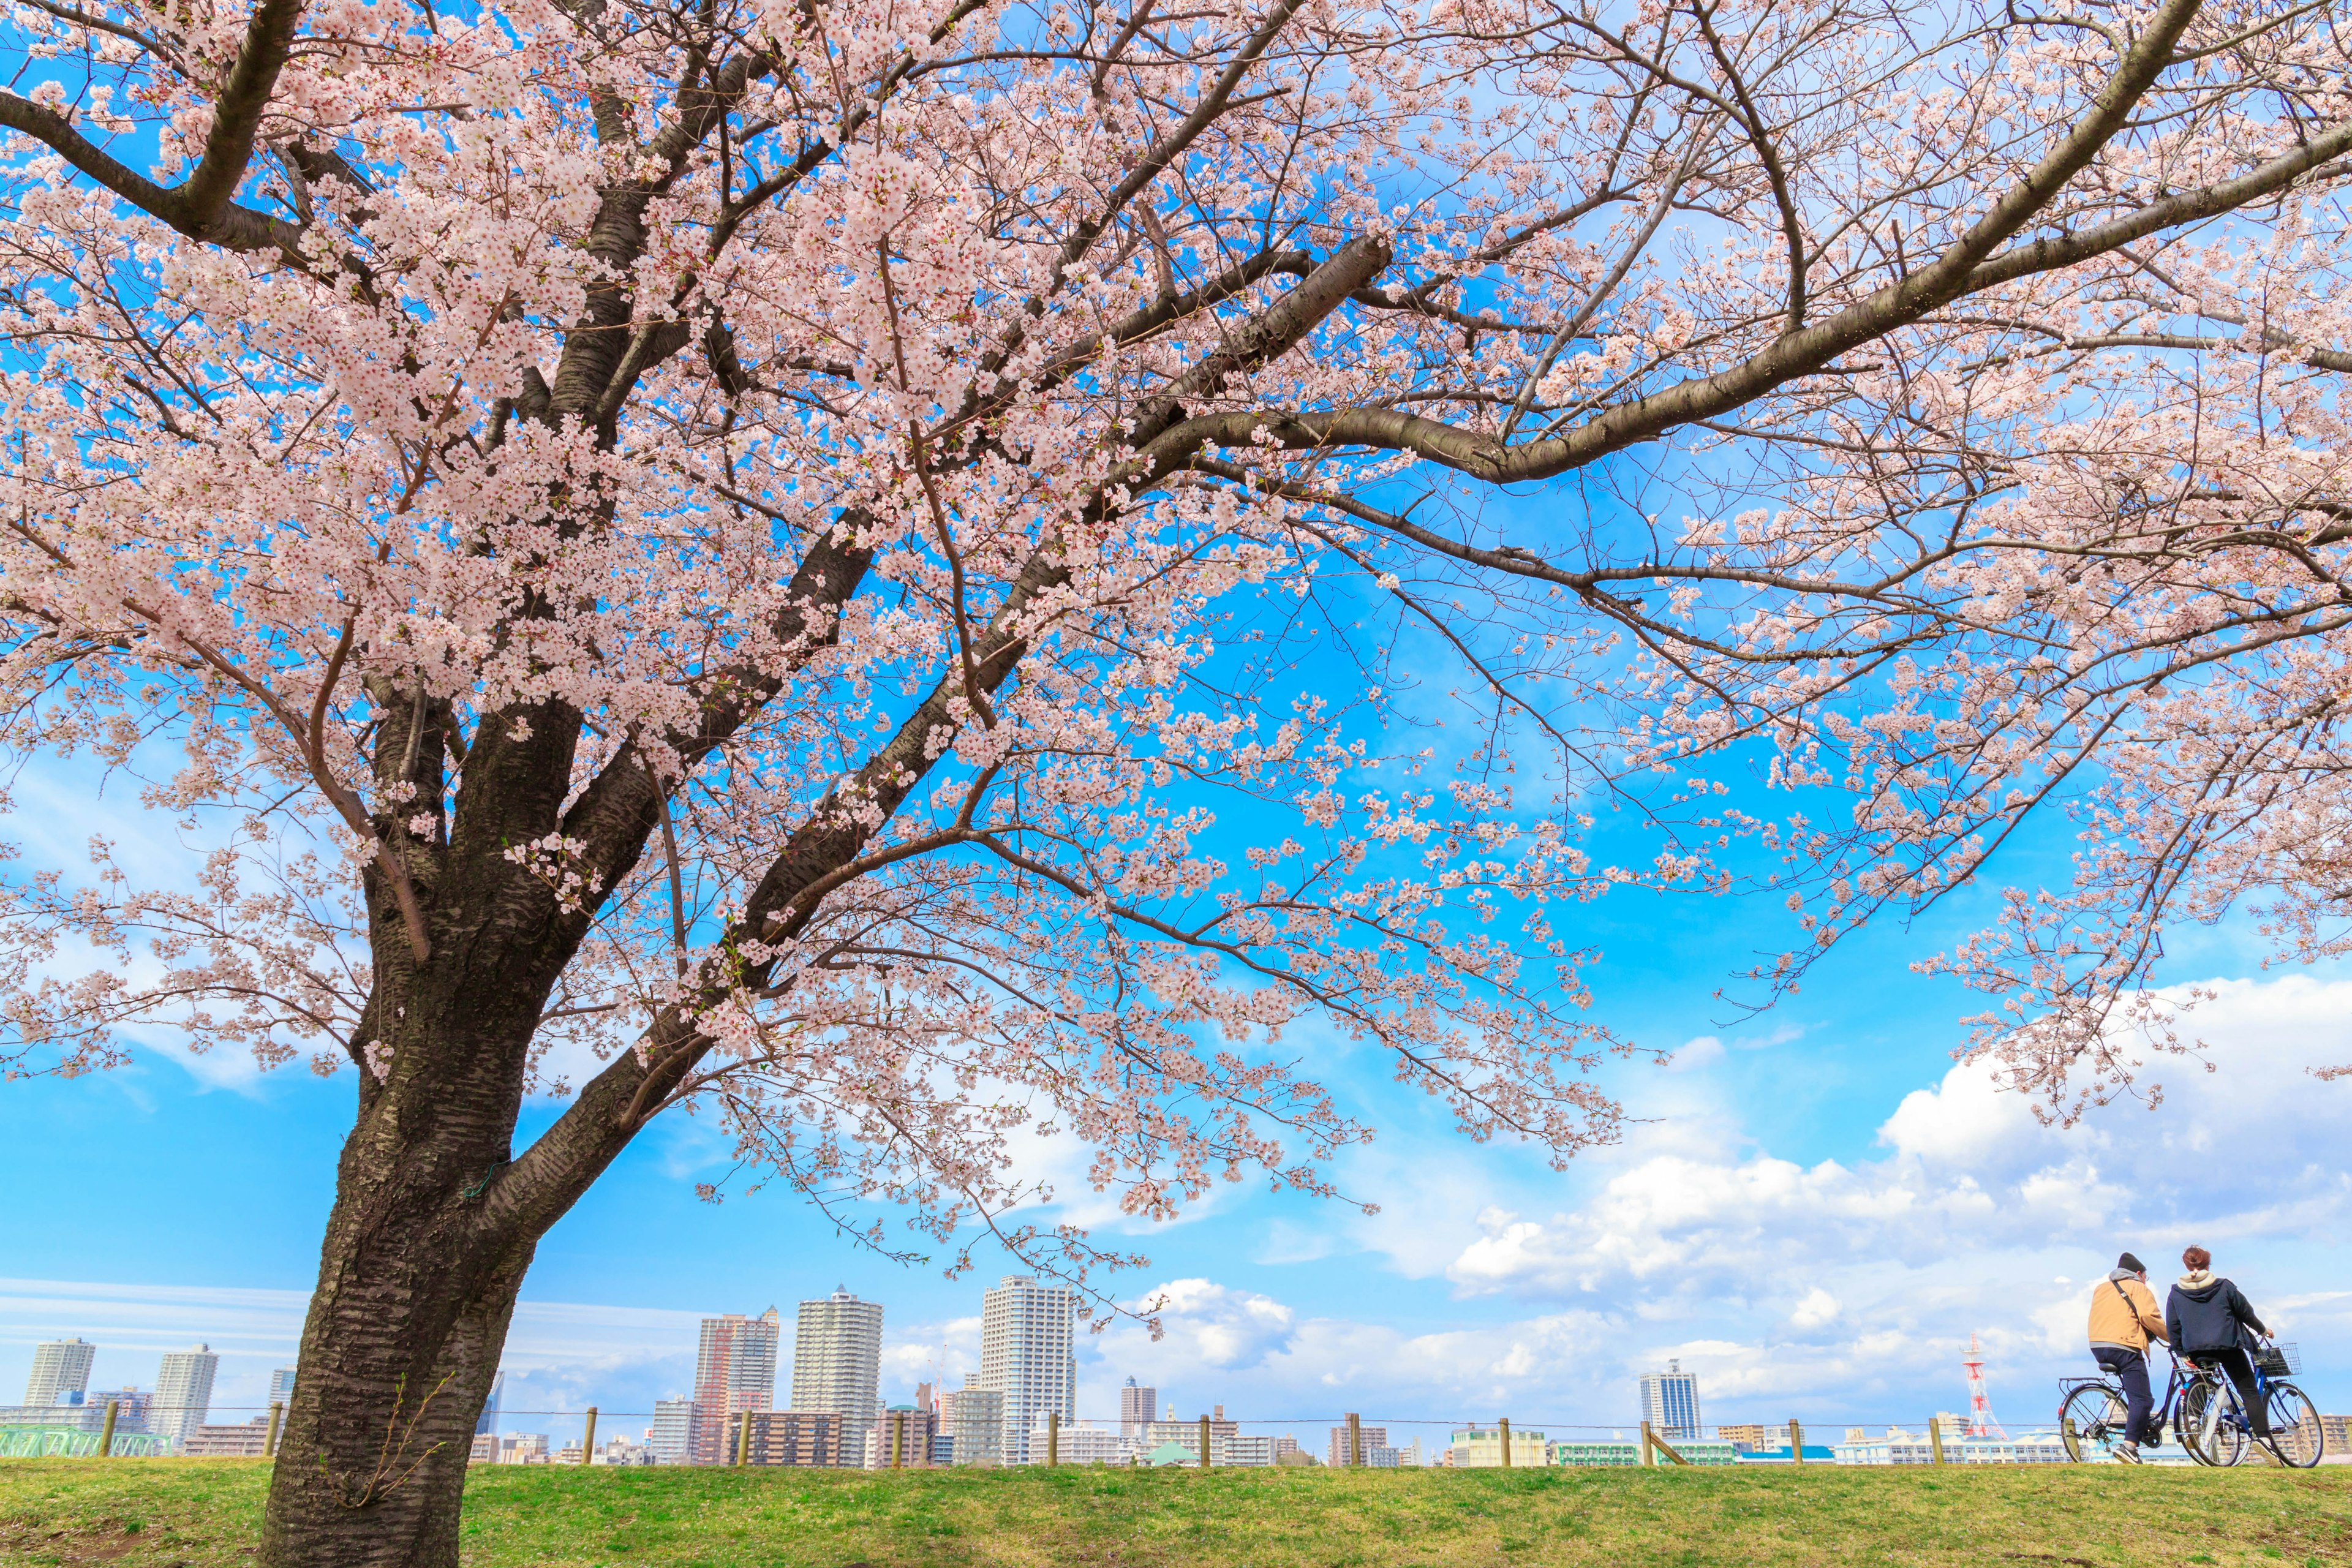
[2262, 1383, 2325, 1468]
[2059, 1384, 2127, 1463]
[2181, 1376, 2247, 1467]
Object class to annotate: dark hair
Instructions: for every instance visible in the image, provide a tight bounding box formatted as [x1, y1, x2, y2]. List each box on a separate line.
[2183, 1245, 2212, 1271]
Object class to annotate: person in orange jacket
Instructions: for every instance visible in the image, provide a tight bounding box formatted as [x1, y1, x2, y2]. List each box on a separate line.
[2087, 1251, 2169, 1462]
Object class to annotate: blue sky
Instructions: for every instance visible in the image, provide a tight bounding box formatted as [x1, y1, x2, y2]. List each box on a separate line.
[7, 725, 2348, 1455]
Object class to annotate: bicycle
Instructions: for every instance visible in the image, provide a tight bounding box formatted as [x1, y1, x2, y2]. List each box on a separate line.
[2059, 1346, 2210, 1465]
[2178, 1341, 2326, 1468]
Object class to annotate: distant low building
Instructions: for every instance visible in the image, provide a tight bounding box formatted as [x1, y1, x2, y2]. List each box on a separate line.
[1140, 1439, 1198, 1467]
[501, 1433, 549, 1464]
[1449, 1427, 1547, 1467]
[1327, 1423, 1388, 1467]
[952, 1385, 1003, 1467]
[1027, 1417, 1122, 1464]
[182, 1418, 271, 1457]
[1553, 1436, 1738, 1467]
[1715, 1423, 1770, 1453]
[747, 1410, 843, 1468]
[1733, 1443, 1837, 1464]
[864, 1407, 937, 1467]
[470, 1432, 497, 1464]
[1223, 1434, 1276, 1467]
[649, 1398, 697, 1464]
[595, 1437, 654, 1466]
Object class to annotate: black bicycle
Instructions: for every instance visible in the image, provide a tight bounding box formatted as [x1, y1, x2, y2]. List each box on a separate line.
[2060, 1342, 2326, 1467]
[2179, 1341, 2325, 1468]
[2059, 1346, 2207, 1464]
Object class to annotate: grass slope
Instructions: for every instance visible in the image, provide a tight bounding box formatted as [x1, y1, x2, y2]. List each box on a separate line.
[3, 1459, 2350, 1567]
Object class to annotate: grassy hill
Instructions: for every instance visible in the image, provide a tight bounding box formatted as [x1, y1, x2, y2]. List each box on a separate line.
[3, 1458, 2349, 1567]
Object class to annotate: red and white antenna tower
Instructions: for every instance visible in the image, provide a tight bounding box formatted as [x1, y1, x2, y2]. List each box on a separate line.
[1962, 1333, 2007, 1439]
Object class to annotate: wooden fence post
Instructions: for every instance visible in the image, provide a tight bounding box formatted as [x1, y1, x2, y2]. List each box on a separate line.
[1047, 1410, 1059, 1466]
[582, 1407, 598, 1464]
[1347, 1412, 1361, 1466]
[97, 1400, 119, 1458]
[1788, 1419, 1804, 1466]
[1499, 1417, 1512, 1468]
[1929, 1417, 1945, 1466]
[735, 1409, 752, 1466]
[1199, 1414, 1212, 1469]
[263, 1401, 284, 1460]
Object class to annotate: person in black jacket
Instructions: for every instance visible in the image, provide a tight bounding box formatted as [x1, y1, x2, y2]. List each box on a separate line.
[2165, 1245, 2276, 1446]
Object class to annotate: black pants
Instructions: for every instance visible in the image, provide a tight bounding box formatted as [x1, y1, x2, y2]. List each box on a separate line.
[2196, 1346, 2272, 1437]
[2092, 1348, 2154, 1444]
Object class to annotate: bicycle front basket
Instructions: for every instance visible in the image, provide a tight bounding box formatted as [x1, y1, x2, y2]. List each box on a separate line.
[2256, 1342, 2300, 1376]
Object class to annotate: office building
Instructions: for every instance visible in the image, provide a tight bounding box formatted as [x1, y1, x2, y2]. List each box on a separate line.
[475, 1371, 503, 1436]
[649, 1398, 698, 1464]
[151, 1345, 219, 1452]
[1640, 1359, 1701, 1439]
[266, 1366, 297, 1408]
[952, 1382, 1003, 1466]
[978, 1276, 1076, 1464]
[1327, 1422, 1389, 1466]
[791, 1288, 883, 1468]
[691, 1308, 780, 1464]
[24, 1340, 96, 1408]
[745, 1409, 844, 1466]
[1119, 1378, 1156, 1442]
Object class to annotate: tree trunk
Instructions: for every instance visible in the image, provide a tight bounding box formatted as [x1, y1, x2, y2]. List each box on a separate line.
[260, 913, 557, 1567]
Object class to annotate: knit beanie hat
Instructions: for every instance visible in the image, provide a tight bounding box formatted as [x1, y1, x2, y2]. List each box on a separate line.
[2117, 1251, 2146, 1275]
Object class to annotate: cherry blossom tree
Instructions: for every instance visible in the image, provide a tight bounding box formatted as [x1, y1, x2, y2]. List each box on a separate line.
[0, 0, 2344, 1557]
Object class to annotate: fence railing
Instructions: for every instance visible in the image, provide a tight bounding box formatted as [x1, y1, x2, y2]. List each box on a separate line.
[7, 1406, 2187, 1468]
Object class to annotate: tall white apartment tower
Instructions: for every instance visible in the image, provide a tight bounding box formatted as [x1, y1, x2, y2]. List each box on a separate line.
[978, 1276, 1076, 1465]
[791, 1287, 883, 1468]
[24, 1339, 96, 1408]
[151, 1344, 220, 1450]
[1119, 1377, 1156, 1442]
[1640, 1359, 1702, 1439]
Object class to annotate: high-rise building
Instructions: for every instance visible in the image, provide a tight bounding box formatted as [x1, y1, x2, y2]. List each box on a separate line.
[649, 1398, 698, 1464]
[268, 1366, 298, 1408]
[978, 1276, 1076, 1464]
[24, 1339, 96, 1408]
[151, 1345, 220, 1451]
[791, 1288, 883, 1469]
[951, 1383, 1003, 1467]
[475, 1371, 503, 1436]
[690, 1308, 780, 1464]
[1119, 1377, 1156, 1442]
[1640, 1359, 1701, 1439]
[1327, 1423, 1389, 1466]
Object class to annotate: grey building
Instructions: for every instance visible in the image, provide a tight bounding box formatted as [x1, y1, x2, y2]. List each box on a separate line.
[977, 1277, 1075, 1465]
[24, 1339, 96, 1408]
[1119, 1376, 1156, 1442]
[951, 1381, 1003, 1467]
[791, 1288, 883, 1468]
[151, 1346, 221, 1451]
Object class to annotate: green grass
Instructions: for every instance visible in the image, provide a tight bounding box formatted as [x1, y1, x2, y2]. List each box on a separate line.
[3, 1459, 2350, 1567]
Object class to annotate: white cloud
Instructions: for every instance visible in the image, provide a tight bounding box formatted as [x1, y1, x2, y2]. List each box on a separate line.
[1787, 1287, 1839, 1330]
[1664, 1035, 1724, 1072]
